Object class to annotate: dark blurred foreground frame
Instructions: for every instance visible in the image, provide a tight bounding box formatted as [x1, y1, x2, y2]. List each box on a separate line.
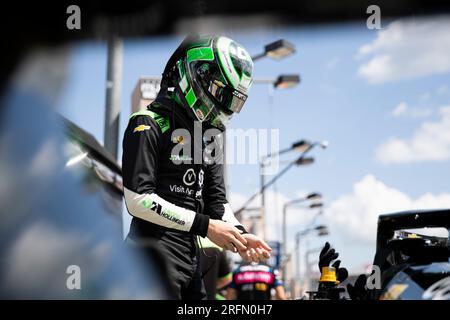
[0, 89, 173, 298]
[2, 0, 450, 93]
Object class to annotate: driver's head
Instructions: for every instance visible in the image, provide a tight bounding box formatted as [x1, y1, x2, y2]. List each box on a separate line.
[164, 35, 253, 131]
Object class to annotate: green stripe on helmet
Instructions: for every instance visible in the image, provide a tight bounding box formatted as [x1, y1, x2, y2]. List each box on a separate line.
[185, 87, 197, 107]
[186, 47, 214, 63]
[176, 60, 189, 92]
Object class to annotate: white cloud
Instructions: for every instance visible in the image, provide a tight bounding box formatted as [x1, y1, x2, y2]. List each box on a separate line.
[391, 101, 433, 118]
[326, 174, 450, 244]
[391, 102, 408, 117]
[377, 105, 450, 163]
[357, 16, 450, 84]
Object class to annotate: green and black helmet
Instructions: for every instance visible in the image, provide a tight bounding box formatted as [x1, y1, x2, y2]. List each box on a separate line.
[163, 35, 253, 131]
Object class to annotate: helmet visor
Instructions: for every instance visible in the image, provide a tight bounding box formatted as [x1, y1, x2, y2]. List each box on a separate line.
[193, 62, 248, 114]
[207, 79, 247, 113]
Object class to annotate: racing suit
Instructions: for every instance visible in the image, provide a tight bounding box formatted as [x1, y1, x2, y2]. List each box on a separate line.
[122, 95, 246, 300]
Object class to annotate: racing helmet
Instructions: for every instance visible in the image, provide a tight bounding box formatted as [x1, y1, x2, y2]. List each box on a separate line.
[166, 35, 253, 131]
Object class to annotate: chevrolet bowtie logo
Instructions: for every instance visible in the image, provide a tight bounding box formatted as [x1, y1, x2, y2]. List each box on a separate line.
[133, 125, 150, 133]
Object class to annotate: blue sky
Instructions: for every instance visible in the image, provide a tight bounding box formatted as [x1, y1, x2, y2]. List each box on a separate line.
[57, 17, 450, 273]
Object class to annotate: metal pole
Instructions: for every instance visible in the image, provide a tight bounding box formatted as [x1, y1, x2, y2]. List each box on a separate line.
[104, 37, 123, 159]
[282, 204, 287, 284]
[251, 52, 266, 61]
[259, 161, 265, 239]
[295, 233, 301, 281]
[259, 83, 273, 240]
[296, 234, 301, 298]
[235, 157, 297, 216]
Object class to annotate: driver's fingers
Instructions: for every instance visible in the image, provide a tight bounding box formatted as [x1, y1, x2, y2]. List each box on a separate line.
[256, 247, 271, 258]
[257, 239, 272, 252]
[231, 230, 247, 246]
[256, 247, 263, 256]
[230, 236, 247, 251]
[258, 248, 269, 259]
[250, 248, 259, 263]
[245, 250, 252, 262]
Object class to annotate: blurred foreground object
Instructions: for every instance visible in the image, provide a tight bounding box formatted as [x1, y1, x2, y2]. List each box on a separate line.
[3, 1, 450, 94]
[0, 87, 170, 299]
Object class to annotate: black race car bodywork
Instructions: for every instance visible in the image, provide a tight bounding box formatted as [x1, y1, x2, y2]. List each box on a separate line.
[373, 209, 450, 300]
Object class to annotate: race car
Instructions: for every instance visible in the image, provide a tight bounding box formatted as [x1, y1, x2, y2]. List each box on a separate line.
[372, 209, 450, 300]
[308, 209, 450, 300]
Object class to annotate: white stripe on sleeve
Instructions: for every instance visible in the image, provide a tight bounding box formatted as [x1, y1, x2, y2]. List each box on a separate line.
[124, 187, 196, 232]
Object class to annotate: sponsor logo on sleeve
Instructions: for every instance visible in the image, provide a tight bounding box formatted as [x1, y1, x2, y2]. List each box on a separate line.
[133, 125, 150, 133]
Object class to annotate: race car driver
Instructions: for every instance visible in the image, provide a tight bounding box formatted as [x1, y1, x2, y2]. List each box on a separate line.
[122, 35, 271, 300]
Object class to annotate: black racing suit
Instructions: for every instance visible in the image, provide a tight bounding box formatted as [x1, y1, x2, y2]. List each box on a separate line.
[122, 96, 246, 300]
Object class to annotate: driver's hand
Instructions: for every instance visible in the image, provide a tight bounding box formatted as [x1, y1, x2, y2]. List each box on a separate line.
[238, 233, 272, 263]
[207, 219, 247, 252]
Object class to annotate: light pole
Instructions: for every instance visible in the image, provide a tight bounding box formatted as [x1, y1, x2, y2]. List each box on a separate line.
[294, 225, 328, 297]
[258, 138, 308, 238]
[235, 151, 313, 228]
[260, 140, 328, 239]
[304, 246, 323, 294]
[236, 139, 328, 233]
[253, 75, 301, 88]
[104, 37, 123, 160]
[251, 39, 296, 61]
[281, 194, 323, 284]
